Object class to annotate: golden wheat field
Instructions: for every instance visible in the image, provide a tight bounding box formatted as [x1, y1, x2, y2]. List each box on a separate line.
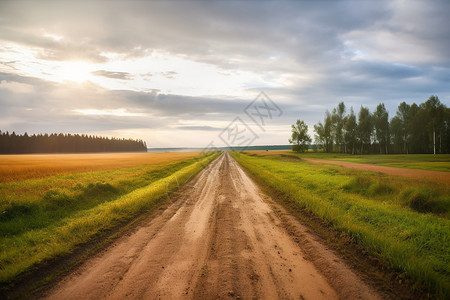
[0, 151, 218, 285]
[0, 152, 202, 182]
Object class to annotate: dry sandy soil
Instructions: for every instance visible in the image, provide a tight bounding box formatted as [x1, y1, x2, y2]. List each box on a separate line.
[42, 153, 381, 300]
[302, 158, 450, 184]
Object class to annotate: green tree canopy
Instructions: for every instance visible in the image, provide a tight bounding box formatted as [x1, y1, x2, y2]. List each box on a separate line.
[344, 107, 357, 154]
[289, 119, 312, 152]
[357, 106, 372, 154]
[311, 95, 449, 154]
[373, 103, 389, 154]
[314, 111, 333, 152]
[331, 102, 346, 152]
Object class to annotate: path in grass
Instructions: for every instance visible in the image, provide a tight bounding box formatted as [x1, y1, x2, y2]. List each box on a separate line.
[42, 153, 381, 300]
[303, 158, 450, 184]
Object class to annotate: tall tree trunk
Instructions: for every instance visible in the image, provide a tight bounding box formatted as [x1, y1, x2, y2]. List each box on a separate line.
[404, 135, 408, 154]
[404, 135, 406, 154]
[433, 125, 436, 155]
[385, 136, 388, 154]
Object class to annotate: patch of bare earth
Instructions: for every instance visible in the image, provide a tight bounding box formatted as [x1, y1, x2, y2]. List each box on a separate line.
[42, 153, 381, 300]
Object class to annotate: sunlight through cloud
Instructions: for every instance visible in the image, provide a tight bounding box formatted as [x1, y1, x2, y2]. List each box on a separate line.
[72, 108, 146, 117]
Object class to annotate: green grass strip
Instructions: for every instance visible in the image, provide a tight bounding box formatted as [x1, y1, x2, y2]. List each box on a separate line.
[231, 152, 450, 299]
[0, 152, 219, 283]
[295, 152, 450, 172]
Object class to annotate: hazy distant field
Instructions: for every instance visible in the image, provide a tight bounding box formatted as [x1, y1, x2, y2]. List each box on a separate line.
[232, 151, 450, 298]
[0, 152, 219, 283]
[243, 150, 450, 172]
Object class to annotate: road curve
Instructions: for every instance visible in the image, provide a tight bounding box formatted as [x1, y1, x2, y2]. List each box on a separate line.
[43, 152, 380, 300]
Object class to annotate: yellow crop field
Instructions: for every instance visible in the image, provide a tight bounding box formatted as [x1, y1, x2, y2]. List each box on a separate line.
[0, 151, 219, 284]
[0, 152, 201, 182]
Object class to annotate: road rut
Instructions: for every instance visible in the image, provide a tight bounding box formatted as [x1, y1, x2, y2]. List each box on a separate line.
[43, 152, 381, 300]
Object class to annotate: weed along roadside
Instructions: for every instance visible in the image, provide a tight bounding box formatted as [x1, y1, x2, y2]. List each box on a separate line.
[0, 152, 220, 294]
[230, 151, 450, 299]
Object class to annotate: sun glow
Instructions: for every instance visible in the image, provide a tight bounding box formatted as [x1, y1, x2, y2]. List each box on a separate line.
[50, 61, 95, 83]
[0, 43, 96, 84]
[72, 108, 146, 117]
[0, 43, 282, 96]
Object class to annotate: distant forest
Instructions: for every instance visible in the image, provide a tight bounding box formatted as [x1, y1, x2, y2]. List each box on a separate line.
[313, 95, 450, 154]
[0, 132, 147, 154]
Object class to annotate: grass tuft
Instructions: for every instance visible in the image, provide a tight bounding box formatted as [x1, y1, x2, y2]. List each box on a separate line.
[400, 187, 442, 214]
[343, 175, 395, 197]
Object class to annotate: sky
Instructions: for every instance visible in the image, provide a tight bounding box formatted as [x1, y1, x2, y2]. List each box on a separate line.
[0, 0, 449, 148]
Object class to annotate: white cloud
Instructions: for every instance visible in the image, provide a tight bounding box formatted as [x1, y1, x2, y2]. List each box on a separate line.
[0, 80, 34, 93]
[342, 29, 443, 64]
[72, 108, 147, 117]
[0, 0, 449, 147]
[43, 33, 63, 42]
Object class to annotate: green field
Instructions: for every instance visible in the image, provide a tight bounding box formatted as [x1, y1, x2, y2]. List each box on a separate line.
[0, 152, 219, 284]
[231, 151, 450, 298]
[285, 151, 450, 172]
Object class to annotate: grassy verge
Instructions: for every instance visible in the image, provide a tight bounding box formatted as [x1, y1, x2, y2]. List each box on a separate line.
[245, 150, 450, 172]
[231, 151, 450, 298]
[0, 152, 219, 283]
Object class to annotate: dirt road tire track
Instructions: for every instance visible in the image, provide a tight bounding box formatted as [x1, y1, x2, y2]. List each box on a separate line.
[43, 153, 381, 300]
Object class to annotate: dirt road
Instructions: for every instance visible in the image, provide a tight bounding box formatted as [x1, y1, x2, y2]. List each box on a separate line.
[43, 153, 381, 300]
[302, 158, 450, 183]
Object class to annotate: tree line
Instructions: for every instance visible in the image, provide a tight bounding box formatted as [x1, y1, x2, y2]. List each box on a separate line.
[0, 131, 148, 154]
[313, 95, 449, 154]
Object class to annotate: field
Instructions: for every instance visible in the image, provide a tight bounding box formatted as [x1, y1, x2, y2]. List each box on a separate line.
[251, 150, 450, 172]
[31, 152, 383, 300]
[0, 152, 219, 284]
[231, 151, 450, 298]
[2, 150, 449, 298]
[0, 152, 205, 182]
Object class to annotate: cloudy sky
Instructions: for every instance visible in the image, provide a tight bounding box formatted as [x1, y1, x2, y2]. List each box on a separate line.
[1, 0, 449, 148]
